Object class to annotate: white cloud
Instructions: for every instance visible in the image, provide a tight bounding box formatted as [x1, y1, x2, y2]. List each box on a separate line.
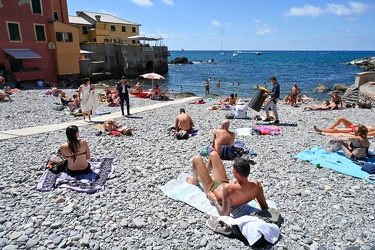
[161, 0, 174, 6]
[285, 4, 323, 17]
[211, 20, 221, 27]
[254, 20, 276, 35]
[325, 2, 370, 15]
[131, 0, 153, 8]
[286, 2, 371, 17]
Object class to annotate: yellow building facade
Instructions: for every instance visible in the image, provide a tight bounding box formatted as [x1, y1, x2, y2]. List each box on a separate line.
[69, 11, 141, 44]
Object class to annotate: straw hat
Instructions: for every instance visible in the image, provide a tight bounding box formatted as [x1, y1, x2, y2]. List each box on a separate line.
[237, 99, 245, 105]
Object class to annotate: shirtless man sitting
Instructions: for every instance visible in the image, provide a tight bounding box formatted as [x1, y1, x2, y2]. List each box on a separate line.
[212, 119, 235, 152]
[175, 108, 195, 132]
[186, 151, 268, 216]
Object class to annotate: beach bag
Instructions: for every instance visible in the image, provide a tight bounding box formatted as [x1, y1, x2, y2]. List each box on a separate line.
[46, 154, 67, 174]
[361, 162, 375, 174]
[122, 127, 133, 136]
[176, 130, 188, 140]
[219, 145, 237, 160]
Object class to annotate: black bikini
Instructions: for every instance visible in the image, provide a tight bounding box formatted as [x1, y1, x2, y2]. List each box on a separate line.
[65, 151, 86, 163]
[349, 138, 369, 160]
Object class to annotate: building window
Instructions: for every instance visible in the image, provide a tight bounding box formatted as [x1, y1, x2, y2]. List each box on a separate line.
[56, 32, 73, 42]
[7, 22, 22, 41]
[54, 11, 59, 21]
[132, 27, 136, 33]
[111, 38, 117, 43]
[122, 26, 126, 32]
[34, 24, 46, 42]
[82, 26, 88, 35]
[111, 25, 116, 31]
[31, 0, 42, 14]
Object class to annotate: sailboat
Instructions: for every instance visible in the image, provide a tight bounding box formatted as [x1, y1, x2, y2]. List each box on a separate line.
[220, 41, 226, 55]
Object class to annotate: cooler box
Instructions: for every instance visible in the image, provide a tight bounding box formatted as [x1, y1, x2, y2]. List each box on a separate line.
[248, 88, 267, 112]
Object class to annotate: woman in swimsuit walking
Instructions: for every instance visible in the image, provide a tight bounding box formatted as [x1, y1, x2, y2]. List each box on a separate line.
[326, 124, 370, 160]
[60, 125, 91, 176]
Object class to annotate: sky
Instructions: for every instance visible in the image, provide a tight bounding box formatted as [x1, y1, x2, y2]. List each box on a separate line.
[67, 0, 375, 51]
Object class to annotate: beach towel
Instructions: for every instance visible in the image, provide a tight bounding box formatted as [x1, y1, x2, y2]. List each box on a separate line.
[36, 157, 115, 193]
[252, 125, 281, 135]
[236, 128, 252, 136]
[95, 110, 111, 116]
[159, 173, 277, 218]
[294, 146, 375, 184]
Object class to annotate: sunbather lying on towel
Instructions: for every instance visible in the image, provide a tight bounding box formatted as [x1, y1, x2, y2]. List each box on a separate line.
[303, 100, 331, 111]
[186, 151, 268, 216]
[313, 117, 375, 136]
[326, 124, 370, 160]
[60, 125, 92, 176]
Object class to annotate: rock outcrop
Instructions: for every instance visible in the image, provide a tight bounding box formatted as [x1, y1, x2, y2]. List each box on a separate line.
[346, 56, 375, 71]
[314, 83, 331, 92]
[169, 57, 193, 64]
[333, 84, 348, 92]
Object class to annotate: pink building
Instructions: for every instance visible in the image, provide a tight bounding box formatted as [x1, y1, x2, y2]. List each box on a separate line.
[0, 0, 80, 83]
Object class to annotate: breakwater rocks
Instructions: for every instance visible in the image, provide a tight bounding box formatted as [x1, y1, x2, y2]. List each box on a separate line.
[168, 57, 193, 64]
[347, 56, 375, 71]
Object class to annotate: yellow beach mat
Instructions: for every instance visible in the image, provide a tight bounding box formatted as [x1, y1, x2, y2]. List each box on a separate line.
[93, 124, 105, 132]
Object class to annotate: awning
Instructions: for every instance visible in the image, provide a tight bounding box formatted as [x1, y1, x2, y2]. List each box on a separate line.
[128, 35, 163, 41]
[80, 49, 93, 54]
[3, 49, 42, 59]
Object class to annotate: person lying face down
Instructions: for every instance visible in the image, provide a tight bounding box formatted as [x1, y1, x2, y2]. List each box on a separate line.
[186, 152, 268, 216]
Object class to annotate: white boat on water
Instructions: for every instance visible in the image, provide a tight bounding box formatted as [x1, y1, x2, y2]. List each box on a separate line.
[255, 52, 261, 55]
[220, 41, 226, 55]
[233, 51, 238, 57]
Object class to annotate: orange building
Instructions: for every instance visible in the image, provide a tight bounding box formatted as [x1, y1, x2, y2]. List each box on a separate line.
[0, 0, 80, 83]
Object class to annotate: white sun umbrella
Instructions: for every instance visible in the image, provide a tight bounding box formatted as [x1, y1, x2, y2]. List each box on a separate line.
[139, 73, 165, 88]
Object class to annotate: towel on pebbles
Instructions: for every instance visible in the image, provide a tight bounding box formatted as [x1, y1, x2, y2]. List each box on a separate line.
[159, 173, 277, 218]
[294, 146, 375, 184]
[37, 157, 115, 193]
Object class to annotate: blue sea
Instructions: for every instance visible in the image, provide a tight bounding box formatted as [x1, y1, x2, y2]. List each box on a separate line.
[131, 50, 375, 99]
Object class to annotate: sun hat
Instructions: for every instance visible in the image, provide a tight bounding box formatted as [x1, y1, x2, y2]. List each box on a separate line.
[237, 99, 245, 105]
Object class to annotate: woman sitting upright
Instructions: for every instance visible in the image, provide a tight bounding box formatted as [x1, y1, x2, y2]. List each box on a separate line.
[326, 124, 370, 160]
[60, 125, 91, 176]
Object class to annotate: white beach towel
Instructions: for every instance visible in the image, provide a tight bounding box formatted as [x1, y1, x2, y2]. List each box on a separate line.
[236, 128, 252, 136]
[159, 173, 277, 218]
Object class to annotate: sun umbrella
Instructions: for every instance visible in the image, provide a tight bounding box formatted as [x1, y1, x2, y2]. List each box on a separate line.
[139, 73, 165, 80]
[139, 73, 165, 88]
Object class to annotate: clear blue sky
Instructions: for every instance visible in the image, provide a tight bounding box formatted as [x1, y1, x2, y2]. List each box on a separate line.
[67, 0, 375, 51]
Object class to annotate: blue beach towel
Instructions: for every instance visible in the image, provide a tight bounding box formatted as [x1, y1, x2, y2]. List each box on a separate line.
[294, 146, 375, 184]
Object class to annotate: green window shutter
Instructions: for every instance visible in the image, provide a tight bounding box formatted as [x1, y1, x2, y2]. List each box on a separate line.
[35, 25, 46, 41]
[122, 26, 126, 32]
[56, 32, 62, 42]
[8, 23, 21, 41]
[31, 0, 42, 14]
[68, 33, 73, 42]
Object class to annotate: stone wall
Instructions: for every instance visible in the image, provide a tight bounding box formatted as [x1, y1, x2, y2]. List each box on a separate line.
[79, 44, 169, 80]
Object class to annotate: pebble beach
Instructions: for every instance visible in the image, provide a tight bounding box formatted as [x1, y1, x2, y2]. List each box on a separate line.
[0, 88, 374, 250]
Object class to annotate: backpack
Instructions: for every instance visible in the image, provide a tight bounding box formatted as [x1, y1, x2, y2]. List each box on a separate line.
[46, 153, 67, 174]
[176, 130, 188, 140]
